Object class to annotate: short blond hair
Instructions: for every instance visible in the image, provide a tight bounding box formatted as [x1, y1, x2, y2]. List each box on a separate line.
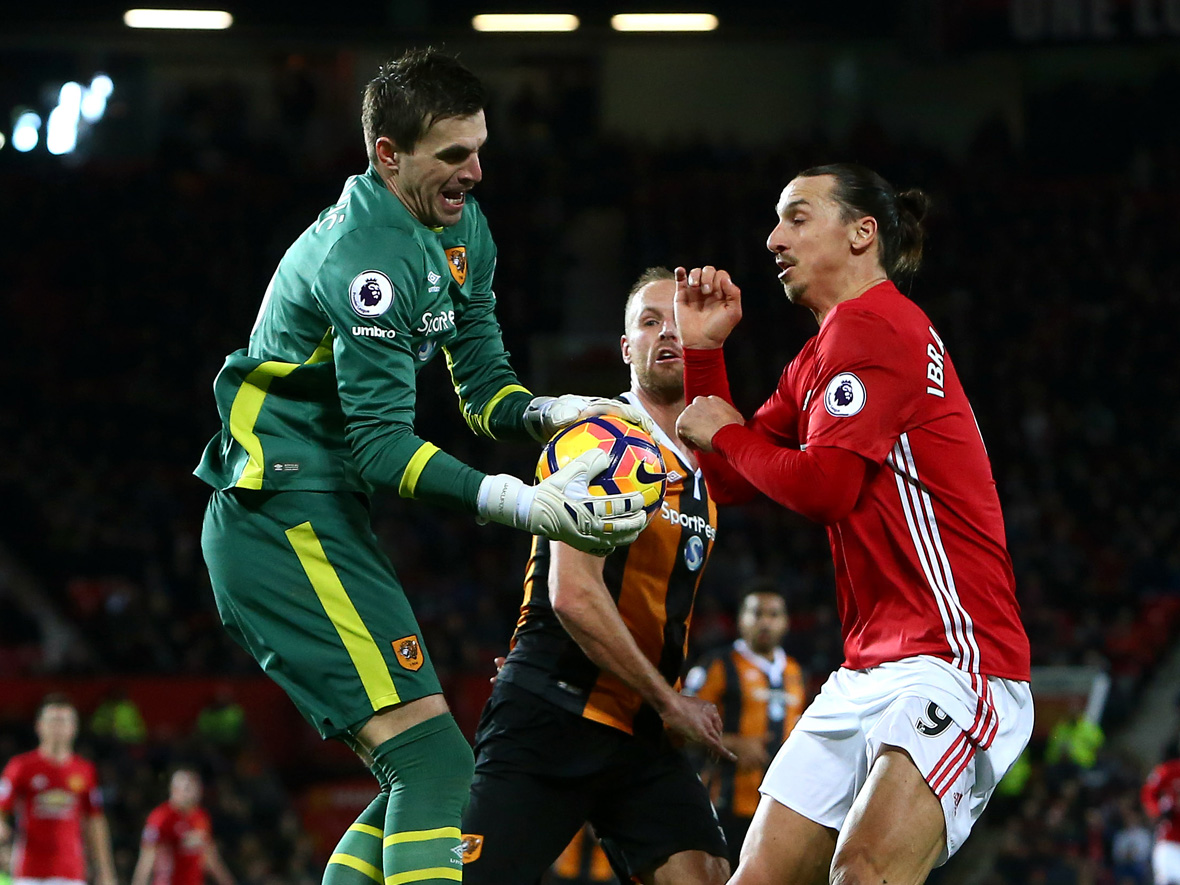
[623, 266, 675, 332]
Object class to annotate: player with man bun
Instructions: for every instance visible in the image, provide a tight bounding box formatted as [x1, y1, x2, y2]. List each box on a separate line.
[676, 163, 1033, 885]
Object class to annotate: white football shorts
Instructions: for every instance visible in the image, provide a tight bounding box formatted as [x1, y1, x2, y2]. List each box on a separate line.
[15, 879, 87, 885]
[759, 654, 1033, 864]
[1155, 841, 1180, 884]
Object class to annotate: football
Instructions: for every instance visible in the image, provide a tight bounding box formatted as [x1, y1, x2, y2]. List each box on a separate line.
[537, 415, 668, 519]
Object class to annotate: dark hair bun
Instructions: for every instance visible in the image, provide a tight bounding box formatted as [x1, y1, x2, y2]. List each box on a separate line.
[897, 188, 931, 224]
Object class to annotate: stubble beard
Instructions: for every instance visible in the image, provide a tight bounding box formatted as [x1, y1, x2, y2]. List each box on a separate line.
[636, 363, 684, 406]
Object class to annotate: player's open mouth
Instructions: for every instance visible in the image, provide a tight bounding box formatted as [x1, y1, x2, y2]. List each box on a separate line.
[655, 348, 681, 363]
[777, 262, 795, 280]
[441, 190, 467, 208]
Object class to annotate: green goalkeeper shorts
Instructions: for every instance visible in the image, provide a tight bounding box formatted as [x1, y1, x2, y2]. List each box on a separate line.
[201, 488, 442, 739]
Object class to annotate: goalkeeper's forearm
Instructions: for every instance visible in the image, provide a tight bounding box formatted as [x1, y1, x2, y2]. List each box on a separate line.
[475, 449, 647, 555]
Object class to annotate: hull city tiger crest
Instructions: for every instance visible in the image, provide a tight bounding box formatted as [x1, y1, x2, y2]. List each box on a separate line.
[445, 246, 467, 286]
[393, 635, 424, 671]
[458, 834, 483, 863]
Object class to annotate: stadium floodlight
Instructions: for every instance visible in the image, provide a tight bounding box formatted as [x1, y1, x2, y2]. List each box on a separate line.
[81, 75, 114, 124]
[123, 9, 233, 29]
[12, 112, 41, 152]
[610, 13, 719, 31]
[0, 131, 6, 150]
[472, 13, 579, 32]
[47, 82, 83, 155]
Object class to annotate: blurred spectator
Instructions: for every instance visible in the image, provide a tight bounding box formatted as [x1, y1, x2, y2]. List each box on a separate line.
[1111, 801, 1153, 885]
[91, 689, 148, 746]
[130, 768, 235, 885]
[197, 689, 247, 750]
[1046, 700, 1106, 775]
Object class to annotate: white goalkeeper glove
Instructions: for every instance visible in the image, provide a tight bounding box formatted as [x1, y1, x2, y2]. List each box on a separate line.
[523, 394, 655, 443]
[477, 448, 648, 556]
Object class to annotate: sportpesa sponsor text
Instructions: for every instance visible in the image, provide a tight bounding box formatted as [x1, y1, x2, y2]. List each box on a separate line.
[350, 310, 456, 340]
[660, 501, 716, 539]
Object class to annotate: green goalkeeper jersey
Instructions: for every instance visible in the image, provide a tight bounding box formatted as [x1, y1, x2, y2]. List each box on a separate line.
[195, 166, 533, 510]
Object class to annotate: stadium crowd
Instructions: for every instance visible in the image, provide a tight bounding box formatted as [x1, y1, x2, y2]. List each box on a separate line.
[1, 52, 1178, 882]
[0, 700, 319, 883]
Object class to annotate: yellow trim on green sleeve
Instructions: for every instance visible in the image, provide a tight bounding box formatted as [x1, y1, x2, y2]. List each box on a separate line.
[328, 854, 382, 884]
[285, 521, 401, 711]
[440, 347, 472, 432]
[398, 442, 441, 499]
[441, 347, 532, 439]
[476, 383, 532, 437]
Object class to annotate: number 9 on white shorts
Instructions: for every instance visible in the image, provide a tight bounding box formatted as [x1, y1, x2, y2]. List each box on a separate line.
[759, 655, 1033, 865]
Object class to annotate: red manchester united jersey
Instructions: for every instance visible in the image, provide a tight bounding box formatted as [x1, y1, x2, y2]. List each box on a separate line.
[0, 749, 102, 880]
[142, 801, 213, 885]
[1143, 759, 1180, 844]
[698, 282, 1030, 701]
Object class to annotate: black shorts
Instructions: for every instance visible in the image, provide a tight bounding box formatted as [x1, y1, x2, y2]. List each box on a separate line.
[461, 681, 728, 884]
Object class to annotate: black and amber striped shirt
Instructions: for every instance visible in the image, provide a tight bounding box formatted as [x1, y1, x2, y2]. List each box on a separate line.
[499, 398, 718, 740]
[685, 640, 806, 818]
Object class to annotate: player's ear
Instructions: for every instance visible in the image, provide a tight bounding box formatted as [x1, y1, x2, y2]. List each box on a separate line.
[850, 215, 878, 258]
[375, 136, 399, 173]
[620, 334, 632, 366]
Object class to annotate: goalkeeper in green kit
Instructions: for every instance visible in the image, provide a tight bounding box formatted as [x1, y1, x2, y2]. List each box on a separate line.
[194, 48, 648, 885]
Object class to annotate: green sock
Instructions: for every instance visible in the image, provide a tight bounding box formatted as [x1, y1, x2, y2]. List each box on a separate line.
[323, 790, 388, 885]
[369, 714, 475, 884]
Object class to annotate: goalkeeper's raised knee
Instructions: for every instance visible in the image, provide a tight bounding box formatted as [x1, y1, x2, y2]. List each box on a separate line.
[369, 713, 475, 884]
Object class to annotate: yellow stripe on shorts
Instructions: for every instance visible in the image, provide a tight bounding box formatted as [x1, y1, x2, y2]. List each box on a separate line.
[382, 826, 461, 847]
[385, 869, 462, 885]
[285, 521, 400, 711]
[328, 853, 382, 883]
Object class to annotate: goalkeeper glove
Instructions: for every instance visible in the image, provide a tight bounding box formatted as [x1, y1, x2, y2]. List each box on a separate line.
[477, 448, 648, 555]
[523, 394, 655, 443]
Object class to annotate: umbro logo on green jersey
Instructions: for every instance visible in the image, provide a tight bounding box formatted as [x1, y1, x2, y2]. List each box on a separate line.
[350, 270, 394, 317]
[352, 326, 396, 339]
